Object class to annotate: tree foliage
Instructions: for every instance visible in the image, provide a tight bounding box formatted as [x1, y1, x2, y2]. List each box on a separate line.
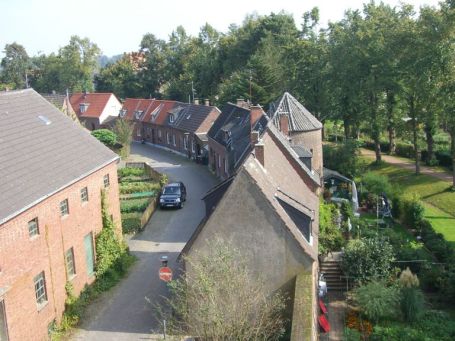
[354, 281, 399, 323]
[341, 237, 395, 284]
[91, 129, 117, 147]
[114, 118, 133, 158]
[158, 240, 287, 340]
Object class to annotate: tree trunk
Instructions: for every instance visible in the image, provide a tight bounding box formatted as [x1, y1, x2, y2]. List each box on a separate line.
[451, 130, 455, 189]
[374, 137, 382, 163]
[386, 90, 396, 155]
[343, 118, 350, 141]
[410, 98, 420, 174]
[424, 124, 435, 165]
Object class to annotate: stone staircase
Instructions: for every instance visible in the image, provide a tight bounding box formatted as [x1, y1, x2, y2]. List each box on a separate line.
[319, 252, 347, 292]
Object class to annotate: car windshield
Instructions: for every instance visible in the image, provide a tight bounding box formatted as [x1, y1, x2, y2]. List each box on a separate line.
[163, 186, 181, 195]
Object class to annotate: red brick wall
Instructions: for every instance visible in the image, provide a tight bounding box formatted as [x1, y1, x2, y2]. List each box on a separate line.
[0, 162, 121, 341]
[208, 138, 229, 179]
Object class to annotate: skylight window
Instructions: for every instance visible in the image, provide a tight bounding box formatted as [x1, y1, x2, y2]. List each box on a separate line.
[38, 115, 52, 125]
[119, 109, 127, 118]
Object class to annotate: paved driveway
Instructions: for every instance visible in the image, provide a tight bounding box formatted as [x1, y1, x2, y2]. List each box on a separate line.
[70, 143, 218, 341]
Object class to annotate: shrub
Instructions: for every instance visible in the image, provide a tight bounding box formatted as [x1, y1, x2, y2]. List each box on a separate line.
[341, 237, 395, 284]
[398, 268, 425, 322]
[395, 142, 414, 158]
[354, 282, 399, 323]
[319, 201, 344, 255]
[118, 167, 146, 177]
[323, 139, 366, 178]
[120, 198, 150, 213]
[361, 172, 394, 197]
[91, 129, 117, 147]
[121, 213, 142, 234]
[401, 194, 424, 228]
[435, 150, 453, 169]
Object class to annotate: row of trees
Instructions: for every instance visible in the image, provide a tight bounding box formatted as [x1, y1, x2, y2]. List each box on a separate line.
[2, 1, 455, 180]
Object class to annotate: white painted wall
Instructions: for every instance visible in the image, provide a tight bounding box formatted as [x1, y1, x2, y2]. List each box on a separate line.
[99, 94, 122, 124]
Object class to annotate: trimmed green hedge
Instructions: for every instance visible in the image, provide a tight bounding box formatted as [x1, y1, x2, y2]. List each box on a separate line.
[120, 198, 150, 213]
[118, 167, 146, 177]
[119, 181, 161, 194]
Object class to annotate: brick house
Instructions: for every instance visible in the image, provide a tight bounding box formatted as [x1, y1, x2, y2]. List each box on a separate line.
[0, 89, 121, 341]
[207, 101, 267, 179]
[181, 123, 322, 340]
[269, 92, 324, 177]
[70, 92, 122, 131]
[121, 99, 219, 161]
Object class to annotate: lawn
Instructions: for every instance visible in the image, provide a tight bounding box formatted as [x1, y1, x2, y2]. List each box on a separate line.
[363, 159, 455, 247]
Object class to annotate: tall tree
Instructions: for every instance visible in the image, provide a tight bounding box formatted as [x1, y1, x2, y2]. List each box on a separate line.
[0, 42, 30, 89]
[139, 33, 166, 98]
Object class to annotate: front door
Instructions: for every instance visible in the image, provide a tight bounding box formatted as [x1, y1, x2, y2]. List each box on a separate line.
[84, 233, 95, 276]
[0, 299, 9, 341]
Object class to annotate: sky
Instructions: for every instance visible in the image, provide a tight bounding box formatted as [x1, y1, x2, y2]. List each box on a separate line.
[0, 0, 442, 58]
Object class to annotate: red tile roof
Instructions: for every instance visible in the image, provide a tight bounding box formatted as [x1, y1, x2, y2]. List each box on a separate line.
[70, 93, 114, 118]
[121, 98, 177, 124]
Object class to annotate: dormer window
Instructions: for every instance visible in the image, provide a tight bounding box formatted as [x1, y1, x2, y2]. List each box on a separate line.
[150, 104, 163, 122]
[134, 110, 144, 120]
[80, 103, 89, 113]
[119, 109, 127, 118]
[224, 130, 231, 142]
[169, 114, 175, 123]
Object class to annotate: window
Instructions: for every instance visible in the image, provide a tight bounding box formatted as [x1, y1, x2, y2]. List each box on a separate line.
[192, 140, 196, 153]
[65, 248, 76, 278]
[60, 199, 69, 216]
[119, 109, 127, 118]
[169, 114, 175, 123]
[79, 103, 89, 113]
[134, 110, 144, 120]
[158, 130, 162, 138]
[28, 217, 39, 237]
[34, 272, 48, 306]
[218, 155, 221, 168]
[224, 158, 228, 174]
[184, 135, 188, 150]
[80, 187, 88, 203]
[137, 127, 141, 137]
[103, 174, 110, 188]
[84, 233, 95, 276]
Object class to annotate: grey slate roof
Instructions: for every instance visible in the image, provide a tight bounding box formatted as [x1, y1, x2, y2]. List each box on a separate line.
[41, 93, 67, 108]
[0, 89, 119, 224]
[268, 92, 322, 132]
[291, 145, 312, 158]
[172, 104, 215, 133]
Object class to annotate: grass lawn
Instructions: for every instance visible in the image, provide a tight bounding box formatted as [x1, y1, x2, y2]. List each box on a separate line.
[362, 159, 455, 248]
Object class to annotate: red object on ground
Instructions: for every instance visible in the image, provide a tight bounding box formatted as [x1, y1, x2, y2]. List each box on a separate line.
[319, 299, 328, 314]
[319, 314, 331, 333]
[159, 266, 173, 282]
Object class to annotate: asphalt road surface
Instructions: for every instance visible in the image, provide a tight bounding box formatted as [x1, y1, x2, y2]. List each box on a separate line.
[70, 143, 218, 341]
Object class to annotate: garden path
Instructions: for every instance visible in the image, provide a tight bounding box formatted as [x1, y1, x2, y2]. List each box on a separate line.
[360, 148, 452, 183]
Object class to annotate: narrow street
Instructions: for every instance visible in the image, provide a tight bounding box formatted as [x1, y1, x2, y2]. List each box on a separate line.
[70, 143, 218, 340]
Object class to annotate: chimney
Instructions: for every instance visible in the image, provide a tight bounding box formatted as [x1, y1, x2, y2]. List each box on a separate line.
[250, 105, 264, 126]
[251, 130, 259, 144]
[254, 142, 265, 167]
[194, 98, 199, 105]
[236, 98, 249, 108]
[52, 90, 56, 95]
[279, 114, 289, 136]
[204, 99, 210, 106]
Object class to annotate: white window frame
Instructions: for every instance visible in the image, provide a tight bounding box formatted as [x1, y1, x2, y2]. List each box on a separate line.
[172, 134, 176, 146]
[184, 135, 188, 150]
[192, 140, 196, 153]
[166, 132, 170, 144]
[218, 154, 221, 168]
[34, 271, 48, 306]
[28, 217, 39, 237]
[169, 114, 175, 123]
[224, 158, 228, 174]
[158, 129, 162, 138]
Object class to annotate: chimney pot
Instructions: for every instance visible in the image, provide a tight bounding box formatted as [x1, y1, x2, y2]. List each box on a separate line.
[194, 98, 199, 105]
[204, 99, 210, 106]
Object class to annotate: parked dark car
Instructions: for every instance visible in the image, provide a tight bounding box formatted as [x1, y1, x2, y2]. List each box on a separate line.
[159, 182, 187, 209]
